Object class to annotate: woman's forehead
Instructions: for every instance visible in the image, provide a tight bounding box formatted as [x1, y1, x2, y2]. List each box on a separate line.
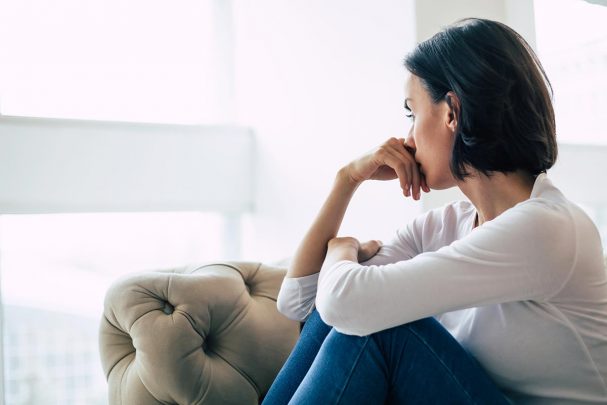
[404, 73, 422, 103]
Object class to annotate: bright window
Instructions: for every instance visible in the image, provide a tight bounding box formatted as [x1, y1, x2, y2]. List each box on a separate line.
[0, 0, 233, 124]
[534, 0, 607, 145]
[534, 0, 607, 251]
[0, 1, 239, 402]
[1, 212, 231, 404]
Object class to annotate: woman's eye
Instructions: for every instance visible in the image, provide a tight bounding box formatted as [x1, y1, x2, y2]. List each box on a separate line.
[405, 113, 415, 121]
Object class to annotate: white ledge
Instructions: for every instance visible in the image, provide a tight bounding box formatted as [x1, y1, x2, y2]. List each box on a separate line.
[0, 116, 255, 214]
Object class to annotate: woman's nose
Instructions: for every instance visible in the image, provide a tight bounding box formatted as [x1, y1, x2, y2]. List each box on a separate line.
[404, 132, 415, 151]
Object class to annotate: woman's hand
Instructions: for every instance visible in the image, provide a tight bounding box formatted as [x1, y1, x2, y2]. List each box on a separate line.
[342, 137, 430, 200]
[326, 237, 383, 263]
[358, 240, 383, 262]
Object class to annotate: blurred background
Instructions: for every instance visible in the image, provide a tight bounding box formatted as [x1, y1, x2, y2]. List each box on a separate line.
[0, 0, 605, 403]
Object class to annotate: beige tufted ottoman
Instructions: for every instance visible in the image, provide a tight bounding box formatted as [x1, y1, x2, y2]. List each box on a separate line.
[99, 261, 301, 405]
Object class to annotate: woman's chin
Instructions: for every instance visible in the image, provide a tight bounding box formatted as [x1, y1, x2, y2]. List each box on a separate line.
[426, 176, 457, 191]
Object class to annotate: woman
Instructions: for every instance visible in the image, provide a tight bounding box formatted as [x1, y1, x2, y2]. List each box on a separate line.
[263, 18, 607, 404]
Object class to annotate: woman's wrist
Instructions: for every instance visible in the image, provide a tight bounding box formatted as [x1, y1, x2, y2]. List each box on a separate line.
[323, 237, 360, 271]
[336, 165, 363, 189]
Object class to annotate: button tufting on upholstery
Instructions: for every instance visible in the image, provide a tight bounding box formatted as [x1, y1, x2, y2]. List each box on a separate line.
[162, 301, 175, 315]
[100, 261, 303, 405]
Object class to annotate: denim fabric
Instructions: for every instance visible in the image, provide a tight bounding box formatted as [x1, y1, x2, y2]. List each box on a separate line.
[262, 308, 510, 405]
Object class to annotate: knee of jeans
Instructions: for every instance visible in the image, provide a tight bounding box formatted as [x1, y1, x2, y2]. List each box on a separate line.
[301, 307, 332, 335]
[325, 328, 372, 348]
[305, 307, 323, 325]
[370, 317, 441, 343]
[403, 316, 445, 337]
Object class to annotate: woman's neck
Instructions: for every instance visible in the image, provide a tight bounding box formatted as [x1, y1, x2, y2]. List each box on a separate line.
[459, 169, 536, 228]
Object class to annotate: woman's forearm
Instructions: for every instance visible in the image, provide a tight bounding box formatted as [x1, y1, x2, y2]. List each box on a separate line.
[285, 167, 361, 279]
[286, 136, 423, 279]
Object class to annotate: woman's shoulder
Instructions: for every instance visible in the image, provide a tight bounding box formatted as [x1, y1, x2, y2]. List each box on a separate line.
[422, 199, 475, 220]
[406, 200, 476, 249]
[423, 199, 476, 228]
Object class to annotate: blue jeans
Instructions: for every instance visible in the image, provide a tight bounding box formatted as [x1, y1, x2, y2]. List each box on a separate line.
[262, 308, 510, 405]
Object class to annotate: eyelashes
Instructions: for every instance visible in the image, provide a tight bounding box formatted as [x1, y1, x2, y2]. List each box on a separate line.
[404, 104, 415, 121]
[404, 100, 415, 121]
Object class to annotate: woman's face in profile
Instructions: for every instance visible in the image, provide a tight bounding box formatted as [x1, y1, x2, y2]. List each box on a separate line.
[403, 73, 457, 190]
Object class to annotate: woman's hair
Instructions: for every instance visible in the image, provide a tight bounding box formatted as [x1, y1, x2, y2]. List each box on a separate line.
[403, 17, 557, 181]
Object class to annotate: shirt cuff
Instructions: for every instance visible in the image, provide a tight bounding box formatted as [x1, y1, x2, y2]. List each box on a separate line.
[277, 272, 320, 322]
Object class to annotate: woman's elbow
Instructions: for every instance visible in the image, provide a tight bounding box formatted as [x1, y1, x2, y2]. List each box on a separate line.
[316, 291, 376, 336]
[276, 294, 309, 322]
[315, 292, 352, 330]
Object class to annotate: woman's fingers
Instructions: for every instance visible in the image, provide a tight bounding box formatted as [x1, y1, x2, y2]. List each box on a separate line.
[385, 139, 415, 196]
[351, 137, 426, 200]
[383, 138, 422, 199]
[358, 240, 383, 262]
[394, 138, 422, 199]
[420, 173, 430, 193]
[380, 147, 412, 195]
[407, 162, 421, 199]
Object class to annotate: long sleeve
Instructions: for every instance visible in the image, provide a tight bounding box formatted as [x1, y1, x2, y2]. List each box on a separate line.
[316, 200, 577, 336]
[275, 214, 425, 322]
[276, 272, 319, 321]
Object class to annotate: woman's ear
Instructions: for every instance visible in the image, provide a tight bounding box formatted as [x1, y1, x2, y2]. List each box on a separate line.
[444, 91, 460, 133]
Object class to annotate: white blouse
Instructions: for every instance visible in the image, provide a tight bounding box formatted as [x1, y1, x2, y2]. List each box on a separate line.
[276, 173, 607, 404]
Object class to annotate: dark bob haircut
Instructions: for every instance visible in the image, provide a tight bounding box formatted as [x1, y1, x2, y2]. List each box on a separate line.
[404, 18, 557, 181]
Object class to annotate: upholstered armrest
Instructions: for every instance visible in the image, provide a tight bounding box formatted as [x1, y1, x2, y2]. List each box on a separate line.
[99, 261, 301, 405]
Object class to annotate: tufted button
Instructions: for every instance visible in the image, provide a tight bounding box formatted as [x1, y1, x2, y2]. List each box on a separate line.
[162, 301, 175, 315]
[202, 336, 211, 352]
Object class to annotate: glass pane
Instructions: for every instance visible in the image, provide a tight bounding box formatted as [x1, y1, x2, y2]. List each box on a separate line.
[0, 0, 232, 125]
[575, 202, 607, 253]
[534, 0, 607, 145]
[0, 211, 232, 405]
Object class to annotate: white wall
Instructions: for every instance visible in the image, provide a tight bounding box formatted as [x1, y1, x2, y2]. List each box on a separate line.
[232, 0, 419, 261]
[414, 0, 536, 49]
